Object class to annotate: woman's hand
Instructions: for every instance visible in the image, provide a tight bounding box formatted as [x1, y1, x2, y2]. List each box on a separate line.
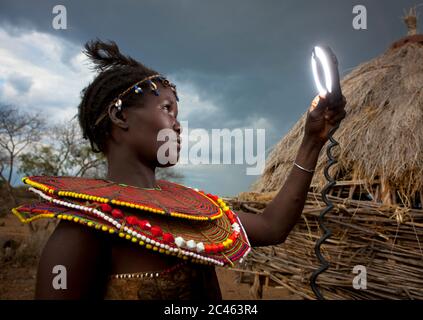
[237, 94, 347, 246]
[303, 94, 347, 148]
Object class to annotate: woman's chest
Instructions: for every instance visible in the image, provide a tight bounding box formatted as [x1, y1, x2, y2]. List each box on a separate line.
[109, 236, 180, 274]
[106, 238, 222, 300]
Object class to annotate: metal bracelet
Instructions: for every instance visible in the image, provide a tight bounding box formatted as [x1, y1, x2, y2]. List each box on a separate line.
[294, 162, 315, 173]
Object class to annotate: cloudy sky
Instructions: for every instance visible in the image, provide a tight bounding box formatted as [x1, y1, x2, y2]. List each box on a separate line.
[0, 0, 420, 196]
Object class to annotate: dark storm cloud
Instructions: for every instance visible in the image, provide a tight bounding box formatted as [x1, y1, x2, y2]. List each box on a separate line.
[0, 0, 418, 140]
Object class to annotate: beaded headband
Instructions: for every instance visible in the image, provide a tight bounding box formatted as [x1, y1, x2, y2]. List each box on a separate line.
[94, 74, 179, 127]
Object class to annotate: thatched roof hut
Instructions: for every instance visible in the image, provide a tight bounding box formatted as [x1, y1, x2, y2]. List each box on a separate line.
[252, 9, 423, 208]
[232, 9, 423, 299]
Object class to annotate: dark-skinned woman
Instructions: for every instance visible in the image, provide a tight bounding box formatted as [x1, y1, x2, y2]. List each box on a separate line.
[13, 40, 346, 300]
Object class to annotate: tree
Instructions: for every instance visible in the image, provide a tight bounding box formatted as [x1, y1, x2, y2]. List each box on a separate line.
[19, 118, 184, 182]
[156, 167, 184, 183]
[0, 104, 45, 204]
[19, 119, 106, 178]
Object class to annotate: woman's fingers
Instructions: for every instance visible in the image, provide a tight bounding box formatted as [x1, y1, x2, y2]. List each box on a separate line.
[325, 109, 346, 124]
[327, 94, 346, 111]
[312, 94, 345, 114]
[309, 94, 347, 126]
[309, 95, 329, 113]
[330, 112, 346, 125]
[325, 107, 345, 118]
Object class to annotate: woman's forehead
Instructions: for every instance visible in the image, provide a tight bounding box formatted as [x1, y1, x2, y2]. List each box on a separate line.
[156, 85, 179, 103]
[140, 87, 178, 108]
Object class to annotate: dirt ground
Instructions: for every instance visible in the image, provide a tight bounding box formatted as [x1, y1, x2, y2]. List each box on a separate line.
[0, 213, 37, 299]
[0, 213, 296, 300]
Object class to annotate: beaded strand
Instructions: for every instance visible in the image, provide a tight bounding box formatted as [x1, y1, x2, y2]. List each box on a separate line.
[28, 187, 225, 266]
[110, 262, 187, 280]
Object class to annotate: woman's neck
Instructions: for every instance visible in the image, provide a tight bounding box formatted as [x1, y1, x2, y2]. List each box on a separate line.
[106, 150, 157, 189]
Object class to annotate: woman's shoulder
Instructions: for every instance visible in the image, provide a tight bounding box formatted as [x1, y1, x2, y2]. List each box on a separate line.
[35, 220, 111, 298]
[39, 219, 110, 270]
[52, 219, 110, 245]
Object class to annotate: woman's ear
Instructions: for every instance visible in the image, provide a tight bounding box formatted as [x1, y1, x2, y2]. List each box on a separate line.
[108, 105, 129, 130]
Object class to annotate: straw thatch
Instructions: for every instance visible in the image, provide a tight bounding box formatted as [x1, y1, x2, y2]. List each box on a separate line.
[404, 7, 418, 36]
[228, 192, 423, 299]
[252, 26, 423, 207]
[235, 11, 423, 299]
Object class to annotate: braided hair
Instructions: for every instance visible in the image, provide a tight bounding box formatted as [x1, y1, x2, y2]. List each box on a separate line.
[78, 39, 159, 153]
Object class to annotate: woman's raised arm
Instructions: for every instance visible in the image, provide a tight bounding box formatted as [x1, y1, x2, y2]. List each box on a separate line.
[237, 95, 346, 247]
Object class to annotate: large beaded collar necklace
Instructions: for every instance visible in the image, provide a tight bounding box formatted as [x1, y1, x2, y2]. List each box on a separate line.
[13, 176, 251, 267]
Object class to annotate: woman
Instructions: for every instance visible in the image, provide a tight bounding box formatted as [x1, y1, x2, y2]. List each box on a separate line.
[14, 40, 346, 299]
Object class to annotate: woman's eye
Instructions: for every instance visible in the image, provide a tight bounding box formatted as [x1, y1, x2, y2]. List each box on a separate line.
[162, 105, 171, 111]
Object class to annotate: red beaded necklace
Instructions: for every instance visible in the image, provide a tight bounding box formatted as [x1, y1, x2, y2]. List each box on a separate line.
[13, 176, 251, 267]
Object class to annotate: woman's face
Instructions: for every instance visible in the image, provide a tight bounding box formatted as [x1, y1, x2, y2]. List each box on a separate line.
[115, 82, 181, 168]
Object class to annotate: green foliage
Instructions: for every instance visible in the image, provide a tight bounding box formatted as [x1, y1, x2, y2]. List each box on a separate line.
[19, 145, 60, 176]
[18, 120, 106, 178]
